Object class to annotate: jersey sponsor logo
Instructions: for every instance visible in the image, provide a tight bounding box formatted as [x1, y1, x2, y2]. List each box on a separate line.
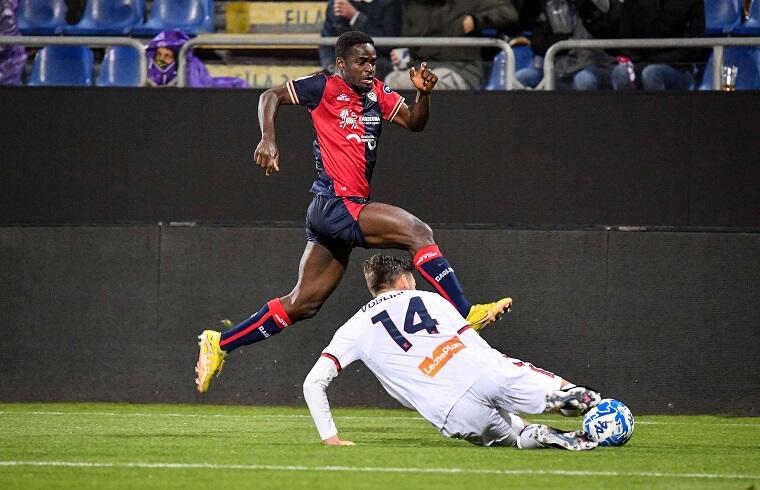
[345, 133, 377, 150]
[336, 93, 350, 102]
[415, 251, 440, 266]
[434, 267, 453, 283]
[418, 336, 467, 378]
[360, 115, 380, 125]
[258, 326, 270, 339]
[339, 109, 359, 129]
[366, 91, 377, 102]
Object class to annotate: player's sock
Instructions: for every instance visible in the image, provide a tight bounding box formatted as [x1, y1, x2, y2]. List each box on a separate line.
[516, 424, 545, 449]
[413, 244, 473, 317]
[219, 299, 292, 351]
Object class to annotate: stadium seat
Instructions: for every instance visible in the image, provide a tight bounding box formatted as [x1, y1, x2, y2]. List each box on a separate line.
[63, 0, 145, 35]
[698, 46, 760, 90]
[16, 0, 68, 35]
[734, 0, 760, 35]
[484, 45, 532, 90]
[704, 0, 742, 35]
[131, 0, 214, 37]
[96, 46, 143, 87]
[28, 45, 94, 86]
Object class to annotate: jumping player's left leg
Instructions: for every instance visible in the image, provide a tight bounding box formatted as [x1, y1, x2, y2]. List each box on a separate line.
[196, 241, 351, 393]
[357, 202, 511, 330]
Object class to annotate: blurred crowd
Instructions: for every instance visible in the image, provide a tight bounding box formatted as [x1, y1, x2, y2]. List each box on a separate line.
[318, 0, 716, 90]
[0, 0, 755, 90]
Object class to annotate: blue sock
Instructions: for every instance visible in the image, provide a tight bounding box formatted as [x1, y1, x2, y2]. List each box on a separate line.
[219, 299, 292, 351]
[414, 244, 473, 317]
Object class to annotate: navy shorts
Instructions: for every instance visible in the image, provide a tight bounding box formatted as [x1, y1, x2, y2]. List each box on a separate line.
[305, 194, 369, 250]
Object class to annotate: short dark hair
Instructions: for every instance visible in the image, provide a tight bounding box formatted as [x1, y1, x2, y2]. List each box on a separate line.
[363, 254, 414, 296]
[335, 31, 375, 60]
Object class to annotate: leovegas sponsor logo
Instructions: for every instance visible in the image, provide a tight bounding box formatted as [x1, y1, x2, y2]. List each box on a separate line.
[415, 251, 440, 266]
[418, 336, 466, 377]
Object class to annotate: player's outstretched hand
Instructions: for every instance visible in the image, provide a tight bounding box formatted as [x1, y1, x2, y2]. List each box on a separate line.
[254, 138, 280, 176]
[323, 435, 356, 446]
[409, 62, 437, 94]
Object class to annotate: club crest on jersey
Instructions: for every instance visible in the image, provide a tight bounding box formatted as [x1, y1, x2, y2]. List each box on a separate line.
[336, 93, 350, 102]
[419, 336, 467, 377]
[366, 91, 377, 102]
[339, 109, 359, 129]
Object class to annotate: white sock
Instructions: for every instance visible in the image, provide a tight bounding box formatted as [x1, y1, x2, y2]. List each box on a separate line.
[516, 424, 545, 449]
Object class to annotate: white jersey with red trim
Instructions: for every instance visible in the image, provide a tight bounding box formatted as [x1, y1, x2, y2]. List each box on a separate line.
[321, 290, 504, 428]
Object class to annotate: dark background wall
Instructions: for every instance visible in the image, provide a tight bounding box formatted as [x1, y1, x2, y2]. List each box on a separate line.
[1, 88, 759, 228]
[1, 88, 758, 415]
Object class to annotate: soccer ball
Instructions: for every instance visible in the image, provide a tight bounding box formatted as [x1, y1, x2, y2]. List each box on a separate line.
[582, 399, 634, 446]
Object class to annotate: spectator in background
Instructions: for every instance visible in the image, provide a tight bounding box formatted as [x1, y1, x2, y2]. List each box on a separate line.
[516, 0, 622, 90]
[320, 0, 402, 79]
[0, 0, 27, 85]
[146, 29, 249, 88]
[384, 0, 519, 90]
[611, 0, 707, 91]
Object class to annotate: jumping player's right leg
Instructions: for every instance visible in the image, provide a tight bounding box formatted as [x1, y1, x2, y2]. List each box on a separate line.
[357, 202, 511, 330]
[196, 241, 350, 393]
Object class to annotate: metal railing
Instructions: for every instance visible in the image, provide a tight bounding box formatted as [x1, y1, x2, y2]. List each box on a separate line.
[543, 37, 760, 90]
[0, 35, 146, 86]
[178, 34, 515, 88]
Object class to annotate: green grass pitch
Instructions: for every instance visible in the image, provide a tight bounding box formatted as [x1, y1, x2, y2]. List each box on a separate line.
[1, 403, 758, 489]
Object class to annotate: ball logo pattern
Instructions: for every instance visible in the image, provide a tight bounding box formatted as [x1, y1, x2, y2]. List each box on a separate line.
[582, 399, 634, 446]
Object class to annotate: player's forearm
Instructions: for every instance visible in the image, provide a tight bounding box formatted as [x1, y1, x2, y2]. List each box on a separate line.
[258, 89, 281, 139]
[407, 91, 430, 132]
[303, 357, 339, 440]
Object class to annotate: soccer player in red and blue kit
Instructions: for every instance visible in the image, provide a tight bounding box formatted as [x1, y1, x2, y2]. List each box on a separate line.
[195, 31, 512, 393]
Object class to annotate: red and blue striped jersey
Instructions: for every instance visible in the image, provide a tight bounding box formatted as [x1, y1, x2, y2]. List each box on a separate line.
[286, 74, 405, 199]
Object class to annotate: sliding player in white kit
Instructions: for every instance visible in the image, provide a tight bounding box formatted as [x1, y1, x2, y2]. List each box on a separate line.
[303, 254, 602, 450]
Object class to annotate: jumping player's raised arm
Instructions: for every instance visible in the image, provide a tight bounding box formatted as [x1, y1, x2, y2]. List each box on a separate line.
[391, 62, 438, 132]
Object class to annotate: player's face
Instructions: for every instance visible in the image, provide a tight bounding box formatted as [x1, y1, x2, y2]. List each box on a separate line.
[337, 43, 377, 94]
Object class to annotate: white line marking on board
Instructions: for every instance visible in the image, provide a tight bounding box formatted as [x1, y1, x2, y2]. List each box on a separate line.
[0, 461, 758, 480]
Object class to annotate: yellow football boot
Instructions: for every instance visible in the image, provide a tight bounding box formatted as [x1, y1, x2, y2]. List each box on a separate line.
[195, 330, 227, 393]
[466, 297, 512, 331]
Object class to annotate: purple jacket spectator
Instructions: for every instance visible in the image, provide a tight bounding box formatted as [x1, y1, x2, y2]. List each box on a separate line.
[146, 29, 248, 88]
[0, 0, 27, 85]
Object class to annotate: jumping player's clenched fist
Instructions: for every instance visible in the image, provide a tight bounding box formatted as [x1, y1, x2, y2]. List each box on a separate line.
[409, 62, 437, 94]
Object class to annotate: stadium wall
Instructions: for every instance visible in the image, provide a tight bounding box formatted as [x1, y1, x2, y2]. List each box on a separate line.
[1, 88, 758, 415]
[1, 225, 758, 415]
[1, 87, 759, 228]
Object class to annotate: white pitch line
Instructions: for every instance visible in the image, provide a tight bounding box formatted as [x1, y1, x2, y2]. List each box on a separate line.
[1, 411, 758, 427]
[0, 461, 758, 481]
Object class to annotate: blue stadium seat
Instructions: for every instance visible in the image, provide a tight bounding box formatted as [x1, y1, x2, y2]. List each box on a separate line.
[704, 0, 742, 35]
[484, 45, 532, 90]
[16, 0, 68, 35]
[63, 0, 144, 35]
[28, 45, 94, 86]
[131, 0, 214, 37]
[734, 0, 760, 35]
[96, 46, 143, 87]
[698, 47, 760, 90]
